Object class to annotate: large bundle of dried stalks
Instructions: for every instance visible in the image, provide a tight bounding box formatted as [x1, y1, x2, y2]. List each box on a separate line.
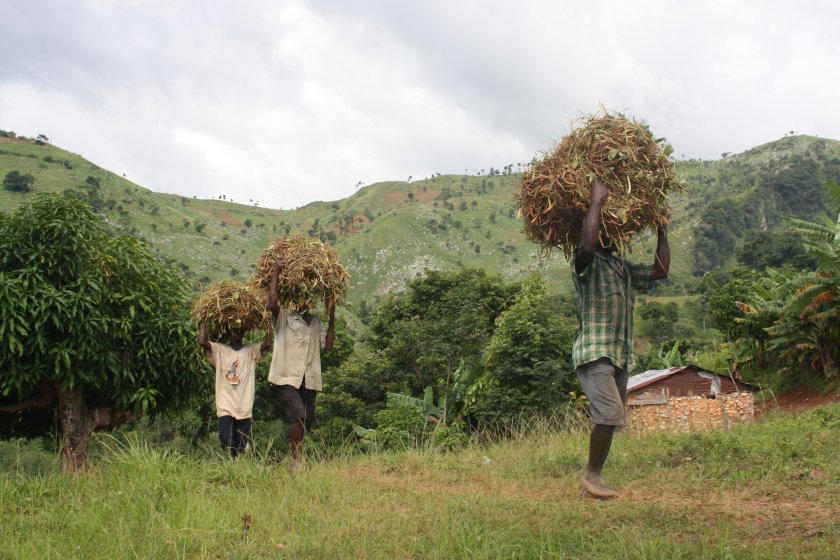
[191, 281, 269, 341]
[517, 109, 685, 257]
[249, 235, 349, 311]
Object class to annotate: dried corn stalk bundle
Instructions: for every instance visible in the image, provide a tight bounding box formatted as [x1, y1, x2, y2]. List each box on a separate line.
[517, 109, 685, 258]
[191, 281, 269, 341]
[249, 234, 349, 311]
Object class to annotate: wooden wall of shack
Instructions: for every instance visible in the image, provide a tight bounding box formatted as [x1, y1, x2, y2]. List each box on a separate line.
[625, 368, 757, 434]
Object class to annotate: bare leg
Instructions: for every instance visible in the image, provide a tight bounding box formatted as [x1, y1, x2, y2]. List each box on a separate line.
[581, 423, 619, 499]
[289, 420, 305, 472]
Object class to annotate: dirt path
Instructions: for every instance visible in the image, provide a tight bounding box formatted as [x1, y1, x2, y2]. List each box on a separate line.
[331, 391, 840, 540]
[764, 384, 840, 412]
[336, 463, 837, 534]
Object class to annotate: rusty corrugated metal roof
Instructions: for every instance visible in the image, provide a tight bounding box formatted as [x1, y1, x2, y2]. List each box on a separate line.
[628, 365, 759, 395]
[627, 367, 685, 393]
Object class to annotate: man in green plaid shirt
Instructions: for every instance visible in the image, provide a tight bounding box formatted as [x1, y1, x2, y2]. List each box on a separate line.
[573, 182, 670, 499]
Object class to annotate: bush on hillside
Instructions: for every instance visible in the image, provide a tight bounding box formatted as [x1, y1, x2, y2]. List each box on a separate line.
[3, 171, 35, 193]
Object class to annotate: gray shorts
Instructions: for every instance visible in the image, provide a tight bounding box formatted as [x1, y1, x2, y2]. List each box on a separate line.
[576, 357, 628, 426]
[275, 384, 317, 430]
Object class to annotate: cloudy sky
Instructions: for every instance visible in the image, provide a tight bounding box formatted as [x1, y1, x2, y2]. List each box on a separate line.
[2, 1, 838, 209]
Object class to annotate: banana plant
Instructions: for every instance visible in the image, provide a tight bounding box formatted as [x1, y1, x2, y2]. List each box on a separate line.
[739, 184, 840, 378]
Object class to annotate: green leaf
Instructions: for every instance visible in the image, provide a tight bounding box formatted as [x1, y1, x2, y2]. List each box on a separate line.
[387, 392, 441, 418]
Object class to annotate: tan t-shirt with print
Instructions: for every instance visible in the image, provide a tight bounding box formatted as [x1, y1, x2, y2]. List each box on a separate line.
[209, 342, 262, 419]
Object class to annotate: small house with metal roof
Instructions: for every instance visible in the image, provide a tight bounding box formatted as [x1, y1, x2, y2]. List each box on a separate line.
[625, 365, 759, 433]
[628, 365, 758, 405]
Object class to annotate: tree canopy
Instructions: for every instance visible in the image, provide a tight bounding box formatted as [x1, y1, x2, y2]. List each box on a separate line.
[3, 170, 35, 193]
[318, 269, 583, 438]
[365, 269, 519, 395]
[469, 280, 577, 425]
[0, 194, 204, 470]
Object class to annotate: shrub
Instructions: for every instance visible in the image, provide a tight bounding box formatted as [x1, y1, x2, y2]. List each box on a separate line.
[3, 171, 35, 193]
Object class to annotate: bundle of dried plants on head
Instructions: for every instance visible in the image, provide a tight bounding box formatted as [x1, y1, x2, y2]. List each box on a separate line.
[249, 234, 349, 312]
[191, 281, 269, 342]
[517, 108, 685, 258]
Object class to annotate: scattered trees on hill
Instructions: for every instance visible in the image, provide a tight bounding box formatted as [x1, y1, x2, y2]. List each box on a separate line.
[758, 158, 824, 220]
[0, 194, 203, 471]
[692, 154, 837, 277]
[737, 231, 817, 271]
[3, 171, 35, 193]
[693, 197, 748, 276]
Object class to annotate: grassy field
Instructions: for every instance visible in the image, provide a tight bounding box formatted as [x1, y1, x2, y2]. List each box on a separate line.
[2, 404, 839, 559]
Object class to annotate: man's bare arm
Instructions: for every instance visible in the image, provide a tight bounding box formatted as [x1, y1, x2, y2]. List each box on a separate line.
[650, 226, 670, 281]
[576, 182, 609, 274]
[197, 324, 212, 358]
[324, 303, 336, 352]
[268, 257, 285, 317]
[259, 322, 273, 357]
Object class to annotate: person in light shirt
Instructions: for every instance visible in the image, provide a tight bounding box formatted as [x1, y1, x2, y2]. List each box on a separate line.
[267, 257, 336, 472]
[198, 323, 272, 456]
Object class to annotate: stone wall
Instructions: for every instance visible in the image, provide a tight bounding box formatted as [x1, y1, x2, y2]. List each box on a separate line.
[625, 392, 755, 435]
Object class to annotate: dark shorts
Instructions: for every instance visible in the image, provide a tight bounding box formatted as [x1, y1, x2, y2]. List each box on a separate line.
[576, 357, 628, 426]
[218, 416, 251, 456]
[276, 384, 317, 429]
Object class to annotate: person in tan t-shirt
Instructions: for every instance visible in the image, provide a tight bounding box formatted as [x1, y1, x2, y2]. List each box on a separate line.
[268, 257, 336, 471]
[199, 323, 272, 456]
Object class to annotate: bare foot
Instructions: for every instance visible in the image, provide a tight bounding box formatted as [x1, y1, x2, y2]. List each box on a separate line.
[580, 471, 619, 499]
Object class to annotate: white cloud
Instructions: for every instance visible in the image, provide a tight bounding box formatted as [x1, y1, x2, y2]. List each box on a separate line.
[2, 0, 839, 208]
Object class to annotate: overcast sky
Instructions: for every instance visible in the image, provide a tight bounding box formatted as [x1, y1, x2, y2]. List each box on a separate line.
[2, 1, 838, 209]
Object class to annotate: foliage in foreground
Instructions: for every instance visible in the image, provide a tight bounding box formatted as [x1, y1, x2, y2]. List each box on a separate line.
[1, 404, 839, 559]
[319, 270, 582, 442]
[0, 194, 204, 470]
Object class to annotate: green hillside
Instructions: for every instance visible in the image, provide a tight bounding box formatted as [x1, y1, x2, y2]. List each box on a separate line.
[3, 133, 840, 315]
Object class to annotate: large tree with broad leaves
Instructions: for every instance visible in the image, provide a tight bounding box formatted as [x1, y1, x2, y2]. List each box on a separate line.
[0, 194, 203, 471]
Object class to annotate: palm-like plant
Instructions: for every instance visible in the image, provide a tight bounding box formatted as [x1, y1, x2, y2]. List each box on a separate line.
[762, 268, 836, 378]
[743, 183, 840, 378]
[788, 184, 839, 375]
[733, 274, 781, 369]
[787, 218, 840, 317]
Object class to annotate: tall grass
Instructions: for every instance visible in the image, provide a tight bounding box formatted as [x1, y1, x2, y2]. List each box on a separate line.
[2, 405, 839, 559]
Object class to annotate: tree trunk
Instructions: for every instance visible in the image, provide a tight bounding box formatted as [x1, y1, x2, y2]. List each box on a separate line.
[55, 384, 94, 473]
[54, 383, 136, 472]
[756, 340, 767, 370]
[820, 344, 838, 379]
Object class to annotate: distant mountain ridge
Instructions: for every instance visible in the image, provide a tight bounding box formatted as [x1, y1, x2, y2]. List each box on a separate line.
[3, 132, 839, 317]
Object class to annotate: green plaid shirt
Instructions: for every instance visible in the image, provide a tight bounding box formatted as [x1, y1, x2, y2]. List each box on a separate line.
[571, 252, 653, 372]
